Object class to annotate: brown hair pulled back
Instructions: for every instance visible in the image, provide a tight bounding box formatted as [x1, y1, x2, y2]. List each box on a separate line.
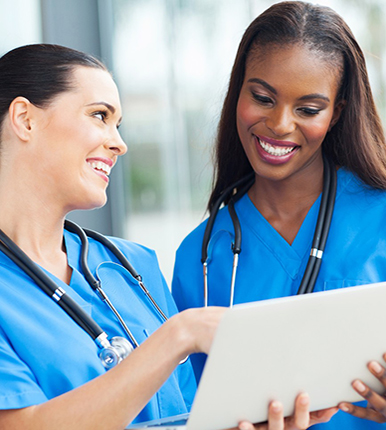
[0, 44, 107, 138]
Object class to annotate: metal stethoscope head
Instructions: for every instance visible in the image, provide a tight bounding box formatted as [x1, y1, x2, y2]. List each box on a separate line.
[201, 154, 337, 307]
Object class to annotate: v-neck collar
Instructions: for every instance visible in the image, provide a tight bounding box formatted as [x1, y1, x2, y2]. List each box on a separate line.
[234, 168, 352, 279]
[237, 193, 320, 278]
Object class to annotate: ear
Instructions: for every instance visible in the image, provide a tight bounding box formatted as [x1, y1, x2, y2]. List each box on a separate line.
[8, 96, 34, 142]
[328, 99, 346, 131]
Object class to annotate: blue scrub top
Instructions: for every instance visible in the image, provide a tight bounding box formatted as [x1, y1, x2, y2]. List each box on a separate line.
[172, 168, 386, 429]
[0, 230, 196, 424]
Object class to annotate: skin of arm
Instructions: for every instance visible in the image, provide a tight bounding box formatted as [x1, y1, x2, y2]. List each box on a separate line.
[0, 307, 224, 430]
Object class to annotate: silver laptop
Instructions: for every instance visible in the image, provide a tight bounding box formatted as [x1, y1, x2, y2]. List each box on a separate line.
[127, 282, 386, 430]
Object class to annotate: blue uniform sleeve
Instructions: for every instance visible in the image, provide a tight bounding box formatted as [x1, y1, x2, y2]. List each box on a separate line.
[171, 250, 187, 312]
[172, 230, 210, 384]
[0, 324, 48, 408]
[172, 222, 208, 313]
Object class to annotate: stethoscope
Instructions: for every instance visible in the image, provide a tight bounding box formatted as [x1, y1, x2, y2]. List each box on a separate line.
[201, 155, 337, 307]
[0, 220, 177, 369]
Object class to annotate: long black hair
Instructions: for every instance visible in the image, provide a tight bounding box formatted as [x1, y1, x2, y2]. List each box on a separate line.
[208, 1, 386, 211]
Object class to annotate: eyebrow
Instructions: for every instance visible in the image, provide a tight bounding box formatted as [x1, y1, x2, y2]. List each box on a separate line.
[248, 78, 277, 94]
[86, 101, 116, 114]
[298, 93, 330, 102]
[247, 78, 330, 102]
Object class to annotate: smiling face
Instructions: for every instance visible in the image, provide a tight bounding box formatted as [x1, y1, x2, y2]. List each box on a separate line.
[29, 66, 127, 213]
[236, 43, 344, 186]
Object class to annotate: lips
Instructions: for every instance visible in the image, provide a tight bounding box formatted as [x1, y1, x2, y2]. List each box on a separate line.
[86, 157, 113, 183]
[259, 138, 296, 156]
[87, 160, 112, 176]
[254, 135, 299, 165]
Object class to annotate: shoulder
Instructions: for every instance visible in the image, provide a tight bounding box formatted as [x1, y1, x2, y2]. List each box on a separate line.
[104, 236, 159, 261]
[176, 219, 208, 259]
[175, 205, 236, 259]
[65, 229, 164, 283]
[336, 168, 386, 208]
[330, 168, 386, 243]
[65, 229, 159, 264]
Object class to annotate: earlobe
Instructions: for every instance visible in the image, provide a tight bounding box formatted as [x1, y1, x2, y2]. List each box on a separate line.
[328, 100, 346, 131]
[8, 97, 34, 141]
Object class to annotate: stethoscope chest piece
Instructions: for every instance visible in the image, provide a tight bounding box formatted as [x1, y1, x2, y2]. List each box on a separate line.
[99, 336, 133, 369]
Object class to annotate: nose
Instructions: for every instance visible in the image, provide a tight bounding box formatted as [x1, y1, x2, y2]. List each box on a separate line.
[106, 128, 127, 156]
[265, 106, 296, 137]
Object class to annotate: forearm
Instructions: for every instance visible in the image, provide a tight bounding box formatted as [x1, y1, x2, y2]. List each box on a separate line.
[0, 314, 191, 430]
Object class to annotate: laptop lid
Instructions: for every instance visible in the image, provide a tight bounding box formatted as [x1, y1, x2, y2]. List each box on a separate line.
[128, 282, 386, 430]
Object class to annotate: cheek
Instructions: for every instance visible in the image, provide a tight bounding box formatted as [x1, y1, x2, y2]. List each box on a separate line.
[47, 118, 82, 147]
[303, 116, 333, 147]
[236, 96, 260, 133]
[56, 119, 101, 153]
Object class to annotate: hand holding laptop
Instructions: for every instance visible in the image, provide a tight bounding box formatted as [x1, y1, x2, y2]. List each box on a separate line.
[238, 348, 386, 430]
[338, 354, 386, 424]
[237, 393, 337, 430]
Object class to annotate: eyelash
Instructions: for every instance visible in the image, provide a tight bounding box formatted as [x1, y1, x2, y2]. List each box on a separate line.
[251, 92, 321, 116]
[252, 93, 273, 105]
[299, 108, 321, 116]
[93, 110, 108, 123]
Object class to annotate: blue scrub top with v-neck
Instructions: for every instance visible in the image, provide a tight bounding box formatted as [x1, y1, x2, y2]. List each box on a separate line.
[172, 168, 386, 429]
[0, 230, 196, 424]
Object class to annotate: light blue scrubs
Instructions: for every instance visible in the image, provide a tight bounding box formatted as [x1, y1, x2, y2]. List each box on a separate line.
[172, 168, 386, 429]
[0, 230, 196, 424]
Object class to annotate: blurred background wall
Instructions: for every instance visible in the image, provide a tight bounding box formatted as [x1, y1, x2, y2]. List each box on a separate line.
[0, 0, 385, 284]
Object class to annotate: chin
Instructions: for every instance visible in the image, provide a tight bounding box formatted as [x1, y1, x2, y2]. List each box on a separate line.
[89, 197, 108, 210]
[73, 194, 108, 212]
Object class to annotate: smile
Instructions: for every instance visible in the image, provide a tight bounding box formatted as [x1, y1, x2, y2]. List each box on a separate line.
[87, 160, 112, 176]
[258, 138, 296, 157]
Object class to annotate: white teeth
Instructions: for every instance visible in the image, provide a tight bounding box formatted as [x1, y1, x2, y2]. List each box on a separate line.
[259, 139, 295, 156]
[88, 160, 111, 176]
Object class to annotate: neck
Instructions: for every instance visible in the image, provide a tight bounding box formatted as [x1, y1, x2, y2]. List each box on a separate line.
[248, 162, 324, 244]
[0, 172, 71, 283]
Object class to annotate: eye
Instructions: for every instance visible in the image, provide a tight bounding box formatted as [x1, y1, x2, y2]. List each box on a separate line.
[251, 92, 274, 106]
[298, 107, 322, 116]
[92, 110, 108, 122]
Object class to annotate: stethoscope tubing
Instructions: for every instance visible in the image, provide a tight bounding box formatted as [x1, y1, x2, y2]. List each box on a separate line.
[297, 155, 336, 294]
[201, 173, 254, 307]
[0, 222, 170, 347]
[0, 229, 104, 340]
[0, 222, 188, 367]
[304, 158, 337, 293]
[65, 220, 141, 347]
[202, 154, 337, 304]
[201, 173, 255, 264]
[74, 221, 169, 322]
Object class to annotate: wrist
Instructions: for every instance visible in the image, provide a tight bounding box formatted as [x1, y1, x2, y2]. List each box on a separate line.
[165, 310, 197, 358]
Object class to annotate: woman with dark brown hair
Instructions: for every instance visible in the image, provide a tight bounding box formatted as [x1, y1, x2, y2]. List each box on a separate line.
[0, 42, 333, 430]
[172, 1, 386, 428]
